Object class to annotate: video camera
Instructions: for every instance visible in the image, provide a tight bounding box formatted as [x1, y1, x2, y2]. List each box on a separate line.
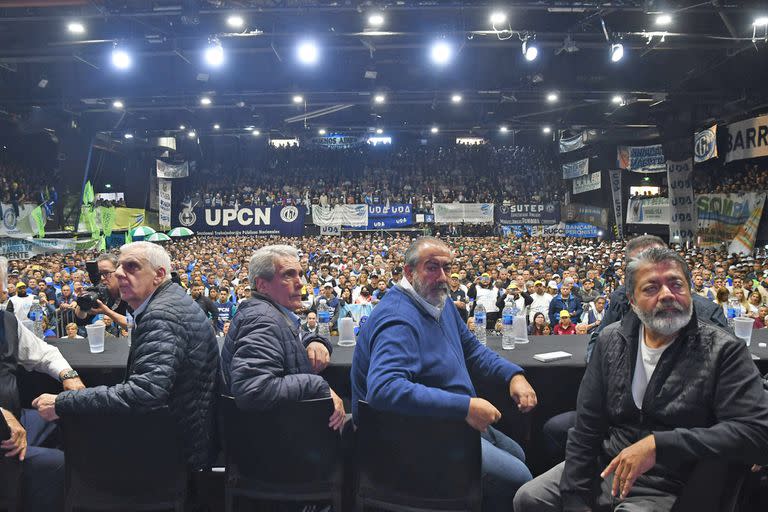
[76, 261, 111, 311]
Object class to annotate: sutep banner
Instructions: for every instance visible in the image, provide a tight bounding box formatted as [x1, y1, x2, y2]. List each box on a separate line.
[174, 204, 305, 236]
[495, 203, 559, 225]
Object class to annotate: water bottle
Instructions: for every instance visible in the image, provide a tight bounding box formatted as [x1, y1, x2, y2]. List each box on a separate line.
[28, 296, 45, 339]
[502, 303, 515, 350]
[474, 303, 487, 345]
[727, 298, 740, 329]
[317, 298, 331, 337]
[126, 312, 134, 347]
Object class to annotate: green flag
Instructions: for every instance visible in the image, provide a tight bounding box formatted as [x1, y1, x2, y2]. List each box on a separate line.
[125, 230, 132, 244]
[30, 205, 45, 238]
[100, 206, 116, 237]
[99, 235, 107, 251]
[83, 181, 94, 205]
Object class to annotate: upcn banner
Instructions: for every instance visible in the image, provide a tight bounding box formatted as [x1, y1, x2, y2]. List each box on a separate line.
[697, 193, 766, 253]
[344, 204, 413, 230]
[495, 203, 559, 225]
[174, 204, 305, 236]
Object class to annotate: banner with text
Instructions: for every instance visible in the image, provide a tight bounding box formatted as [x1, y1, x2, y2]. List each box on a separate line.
[572, 171, 602, 194]
[156, 159, 189, 179]
[77, 207, 146, 233]
[344, 204, 413, 230]
[495, 203, 559, 225]
[559, 131, 586, 153]
[724, 115, 768, 163]
[0, 237, 99, 260]
[159, 179, 172, 228]
[433, 203, 494, 224]
[562, 158, 589, 179]
[561, 203, 609, 228]
[697, 193, 766, 254]
[0, 203, 37, 237]
[524, 222, 600, 238]
[667, 159, 697, 245]
[320, 225, 341, 236]
[174, 204, 305, 236]
[694, 125, 718, 163]
[626, 197, 670, 224]
[617, 144, 666, 173]
[312, 205, 368, 227]
[608, 169, 624, 238]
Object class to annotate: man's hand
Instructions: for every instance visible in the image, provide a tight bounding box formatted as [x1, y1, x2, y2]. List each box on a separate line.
[454, 300, 466, 309]
[59, 369, 86, 391]
[31, 393, 60, 422]
[89, 299, 111, 316]
[306, 341, 331, 373]
[328, 388, 346, 431]
[601, 434, 656, 499]
[509, 374, 538, 413]
[465, 397, 501, 432]
[1, 409, 27, 461]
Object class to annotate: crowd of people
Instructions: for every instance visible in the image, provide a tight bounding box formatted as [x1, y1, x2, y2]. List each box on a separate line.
[0, 157, 52, 208]
[693, 161, 768, 195]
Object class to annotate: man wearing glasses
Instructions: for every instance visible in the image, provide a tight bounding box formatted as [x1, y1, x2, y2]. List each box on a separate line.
[73, 253, 132, 331]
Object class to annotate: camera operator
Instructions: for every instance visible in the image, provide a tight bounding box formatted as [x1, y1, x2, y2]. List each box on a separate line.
[73, 254, 132, 331]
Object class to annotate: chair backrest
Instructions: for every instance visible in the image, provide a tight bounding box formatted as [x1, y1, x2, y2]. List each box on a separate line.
[219, 395, 341, 484]
[671, 460, 749, 512]
[356, 401, 482, 510]
[61, 408, 186, 497]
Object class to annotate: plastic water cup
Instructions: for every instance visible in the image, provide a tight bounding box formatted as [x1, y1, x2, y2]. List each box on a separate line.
[85, 323, 106, 353]
[733, 317, 755, 347]
[338, 317, 356, 347]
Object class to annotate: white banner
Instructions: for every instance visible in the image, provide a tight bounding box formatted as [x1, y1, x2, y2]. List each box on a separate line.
[559, 132, 586, 153]
[562, 158, 589, 179]
[159, 179, 172, 228]
[608, 169, 623, 239]
[697, 193, 766, 254]
[724, 115, 768, 163]
[0, 237, 99, 260]
[617, 144, 666, 173]
[312, 204, 368, 227]
[667, 159, 696, 245]
[694, 125, 718, 163]
[572, 171, 602, 194]
[0, 203, 37, 237]
[156, 159, 189, 179]
[626, 197, 670, 224]
[433, 203, 494, 224]
[320, 225, 341, 236]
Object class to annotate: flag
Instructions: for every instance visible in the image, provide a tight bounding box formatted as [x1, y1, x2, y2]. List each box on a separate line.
[125, 230, 132, 244]
[83, 181, 94, 205]
[100, 206, 116, 237]
[30, 205, 45, 238]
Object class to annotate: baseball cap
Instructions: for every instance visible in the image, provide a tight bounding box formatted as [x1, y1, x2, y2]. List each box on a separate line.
[559, 310, 571, 318]
[507, 283, 519, 290]
[450, 273, 460, 279]
[322, 282, 334, 289]
[533, 280, 544, 286]
[481, 273, 490, 279]
[547, 280, 558, 289]
[16, 282, 27, 289]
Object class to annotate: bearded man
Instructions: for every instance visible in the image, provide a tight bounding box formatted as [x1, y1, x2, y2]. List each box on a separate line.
[515, 247, 768, 512]
[352, 237, 538, 512]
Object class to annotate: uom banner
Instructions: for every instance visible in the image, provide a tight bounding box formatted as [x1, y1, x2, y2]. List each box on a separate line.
[175, 204, 305, 236]
[694, 125, 718, 163]
[696, 193, 766, 254]
[572, 171, 602, 194]
[562, 158, 589, 179]
[626, 197, 670, 224]
[0, 237, 99, 260]
[312, 205, 368, 227]
[617, 144, 666, 173]
[724, 115, 768, 163]
[156, 159, 189, 179]
[433, 203, 494, 224]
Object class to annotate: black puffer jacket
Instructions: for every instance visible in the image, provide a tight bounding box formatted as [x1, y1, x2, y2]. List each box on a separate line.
[56, 281, 220, 470]
[561, 309, 768, 511]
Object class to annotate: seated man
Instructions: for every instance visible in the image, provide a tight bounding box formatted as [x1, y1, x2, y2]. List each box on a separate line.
[352, 237, 537, 512]
[220, 245, 345, 430]
[33, 242, 220, 473]
[514, 247, 768, 512]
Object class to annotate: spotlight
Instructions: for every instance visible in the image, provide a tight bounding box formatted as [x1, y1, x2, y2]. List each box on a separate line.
[451, 94, 463, 103]
[430, 126, 439, 134]
[179, 124, 186, 130]
[612, 95, 624, 104]
[245, 126, 254, 131]
[297, 40, 319, 65]
[318, 128, 327, 135]
[227, 15, 244, 29]
[374, 94, 386, 104]
[200, 97, 212, 106]
[542, 126, 552, 134]
[252, 130, 261, 136]
[111, 46, 132, 70]
[754, 17, 768, 27]
[67, 22, 85, 34]
[213, 124, 220, 130]
[112, 100, 124, 109]
[293, 95, 304, 104]
[490, 12, 507, 25]
[522, 39, 538, 61]
[368, 13, 385, 27]
[546, 92, 559, 103]
[610, 43, 624, 62]
[376, 128, 384, 134]
[500, 126, 509, 133]
[188, 131, 197, 138]
[204, 38, 224, 67]
[124, 133, 134, 140]
[430, 41, 453, 65]
[655, 14, 672, 26]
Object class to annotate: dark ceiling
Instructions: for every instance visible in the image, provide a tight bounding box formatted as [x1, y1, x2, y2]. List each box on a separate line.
[1, 0, 767, 142]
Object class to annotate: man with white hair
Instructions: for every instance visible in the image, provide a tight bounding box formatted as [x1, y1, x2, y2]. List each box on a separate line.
[32, 242, 220, 472]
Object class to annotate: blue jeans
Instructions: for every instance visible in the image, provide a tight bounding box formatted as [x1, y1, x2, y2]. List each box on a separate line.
[481, 426, 532, 512]
[20, 409, 65, 512]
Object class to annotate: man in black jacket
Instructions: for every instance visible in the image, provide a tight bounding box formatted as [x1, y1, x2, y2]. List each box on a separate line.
[32, 242, 220, 471]
[515, 247, 768, 511]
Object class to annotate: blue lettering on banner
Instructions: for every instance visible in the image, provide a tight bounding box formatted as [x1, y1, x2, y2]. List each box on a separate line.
[344, 204, 413, 230]
[171, 205, 305, 236]
[564, 223, 599, 238]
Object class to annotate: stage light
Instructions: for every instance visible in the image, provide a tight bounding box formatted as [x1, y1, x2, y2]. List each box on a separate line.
[297, 40, 319, 65]
[245, 126, 254, 131]
[430, 41, 453, 65]
[67, 22, 85, 34]
[105, 184, 112, 189]
[546, 92, 559, 103]
[610, 43, 624, 62]
[374, 94, 386, 104]
[200, 96, 212, 106]
[318, 128, 327, 135]
[655, 14, 672, 26]
[490, 12, 507, 25]
[111, 47, 132, 70]
[376, 128, 384, 134]
[293, 95, 304, 104]
[213, 124, 220, 130]
[451, 94, 463, 103]
[188, 131, 197, 138]
[753, 17, 768, 27]
[500, 126, 509, 133]
[124, 133, 134, 139]
[227, 15, 244, 29]
[542, 126, 552, 134]
[612, 95, 624, 104]
[430, 126, 439, 134]
[368, 13, 385, 27]
[179, 124, 186, 130]
[204, 38, 224, 67]
[112, 100, 124, 109]
[252, 130, 260, 136]
[522, 39, 538, 61]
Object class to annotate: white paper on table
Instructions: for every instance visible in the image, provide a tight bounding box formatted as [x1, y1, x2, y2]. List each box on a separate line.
[533, 351, 573, 363]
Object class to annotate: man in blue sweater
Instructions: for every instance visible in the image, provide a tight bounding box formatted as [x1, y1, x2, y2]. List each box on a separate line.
[352, 237, 537, 512]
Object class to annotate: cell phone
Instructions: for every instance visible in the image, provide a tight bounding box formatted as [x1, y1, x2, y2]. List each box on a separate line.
[0, 411, 11, 441]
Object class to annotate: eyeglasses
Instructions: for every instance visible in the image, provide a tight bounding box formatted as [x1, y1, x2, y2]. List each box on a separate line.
[99, 270, 115, 278]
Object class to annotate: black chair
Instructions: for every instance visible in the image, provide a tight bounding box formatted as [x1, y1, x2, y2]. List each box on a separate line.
[219, 395, 343, 512]
[354, 401, 482, 512]
[671, 460, 749, 512]
[0, 458, 22, 512]
[60, 409, 187, 511]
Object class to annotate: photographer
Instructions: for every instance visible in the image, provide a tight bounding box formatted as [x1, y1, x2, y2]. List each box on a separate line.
[73, 254, 132, 331]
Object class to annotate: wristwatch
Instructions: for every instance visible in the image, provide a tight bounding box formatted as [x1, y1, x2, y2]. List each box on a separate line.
[60, 369, 80, 381]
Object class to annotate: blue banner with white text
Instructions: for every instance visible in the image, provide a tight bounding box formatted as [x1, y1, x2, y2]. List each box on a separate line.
[344, 204, 413, 230]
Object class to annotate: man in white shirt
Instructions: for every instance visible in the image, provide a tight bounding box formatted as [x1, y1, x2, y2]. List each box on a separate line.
[8, 281, 34, 323]
[0, 257, 85, 512]
[528, 280, 553, 323]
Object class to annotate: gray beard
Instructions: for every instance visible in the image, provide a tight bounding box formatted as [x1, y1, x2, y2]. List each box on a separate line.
[412, 275, 449, 309]
[631, 299, 693, 337]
